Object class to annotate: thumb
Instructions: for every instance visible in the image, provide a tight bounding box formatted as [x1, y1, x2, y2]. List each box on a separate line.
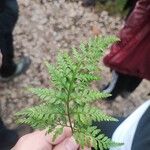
[53, 136, 79, 150]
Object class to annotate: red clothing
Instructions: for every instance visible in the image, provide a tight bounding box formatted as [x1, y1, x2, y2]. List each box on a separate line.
[104, 0, 150, 80]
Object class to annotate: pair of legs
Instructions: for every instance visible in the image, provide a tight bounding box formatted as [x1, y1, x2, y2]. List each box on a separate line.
[0, 0, 31, 80]
[0, 2, 19, 146]
[0, 1, 31, 149]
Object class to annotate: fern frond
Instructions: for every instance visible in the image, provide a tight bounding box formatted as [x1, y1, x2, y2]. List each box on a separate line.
[74, 126, 121, 150]
[17, 36, 121, 150]
[74, 90, 111, 104]
[78, 73, 100, 82]
[74, 106, 117, 125]
[28, 88, 55, 102]
[16, 103, 66, 129]
[85, 106, 117, 122]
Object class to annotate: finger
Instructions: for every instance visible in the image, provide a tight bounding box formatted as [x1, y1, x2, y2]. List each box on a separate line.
[44, 127, 72, 145]
[13, 131, 53, 150]
[53, 137, 79, 150]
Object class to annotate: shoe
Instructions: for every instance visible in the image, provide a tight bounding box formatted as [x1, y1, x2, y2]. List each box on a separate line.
[101, 71, 142, 101]
[101, 71, 127, 101]
[82, 0, 96, 7]
[120, 76, 142, 98]
[0, 56, 31, 82]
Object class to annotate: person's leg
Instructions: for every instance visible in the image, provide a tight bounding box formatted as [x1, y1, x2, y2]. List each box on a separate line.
[0, 117, 33, 149]
[0, 118, 18, 149]
[0, 0, 5, 12]
[0, 0, 18, 77]
[131, 107, 150, 150]
[0, 0, 31, 81]
[0, 32, 17, 77]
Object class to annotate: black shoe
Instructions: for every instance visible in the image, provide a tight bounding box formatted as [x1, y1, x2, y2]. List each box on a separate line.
[101, 71, 127, 101]
[0, 56, 31, 82]
[120, 75, 142, 98]
[101, 71, 142, 101]
[82, 0, 96, 7]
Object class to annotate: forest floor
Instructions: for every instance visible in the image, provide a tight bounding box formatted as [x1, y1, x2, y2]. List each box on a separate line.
[0, 0, 149, 130]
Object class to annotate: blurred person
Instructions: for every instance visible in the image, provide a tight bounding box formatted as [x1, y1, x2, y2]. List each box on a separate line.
[0, 0, 31, 82]
[102, 0, 150, 100]
[12, 100, 150, 150]
[0, 0, 31, 149]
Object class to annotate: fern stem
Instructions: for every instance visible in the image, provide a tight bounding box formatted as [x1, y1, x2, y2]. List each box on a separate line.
[66, 70, 76, 133]
[66, 100, 73, 133]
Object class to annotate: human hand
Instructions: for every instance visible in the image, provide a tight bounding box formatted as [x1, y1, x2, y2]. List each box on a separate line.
[11, 127, 91, 150]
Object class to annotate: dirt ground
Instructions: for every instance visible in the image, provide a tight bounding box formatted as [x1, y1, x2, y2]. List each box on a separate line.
[0, 0, 149, 130]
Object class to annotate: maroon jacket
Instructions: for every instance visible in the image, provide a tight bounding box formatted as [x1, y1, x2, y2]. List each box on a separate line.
[104, 0, 150, 80]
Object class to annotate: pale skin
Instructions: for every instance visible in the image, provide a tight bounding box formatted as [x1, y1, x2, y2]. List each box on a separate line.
[12, 127, 91, 150]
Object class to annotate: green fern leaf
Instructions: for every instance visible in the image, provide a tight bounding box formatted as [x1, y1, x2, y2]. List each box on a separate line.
[17, 36, 122, 150]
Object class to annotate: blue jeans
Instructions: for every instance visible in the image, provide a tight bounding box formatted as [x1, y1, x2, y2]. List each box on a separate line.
[0, 0, 19, 77]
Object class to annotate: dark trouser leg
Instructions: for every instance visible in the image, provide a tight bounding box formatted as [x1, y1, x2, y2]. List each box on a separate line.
[0, 0, 5, 12]
[0, 0, 19, 77]
[0, 117, 18, 149]
[0, 32, 16, 77]
[0, 118, 6, 131]
[131, 107, 150, 150]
